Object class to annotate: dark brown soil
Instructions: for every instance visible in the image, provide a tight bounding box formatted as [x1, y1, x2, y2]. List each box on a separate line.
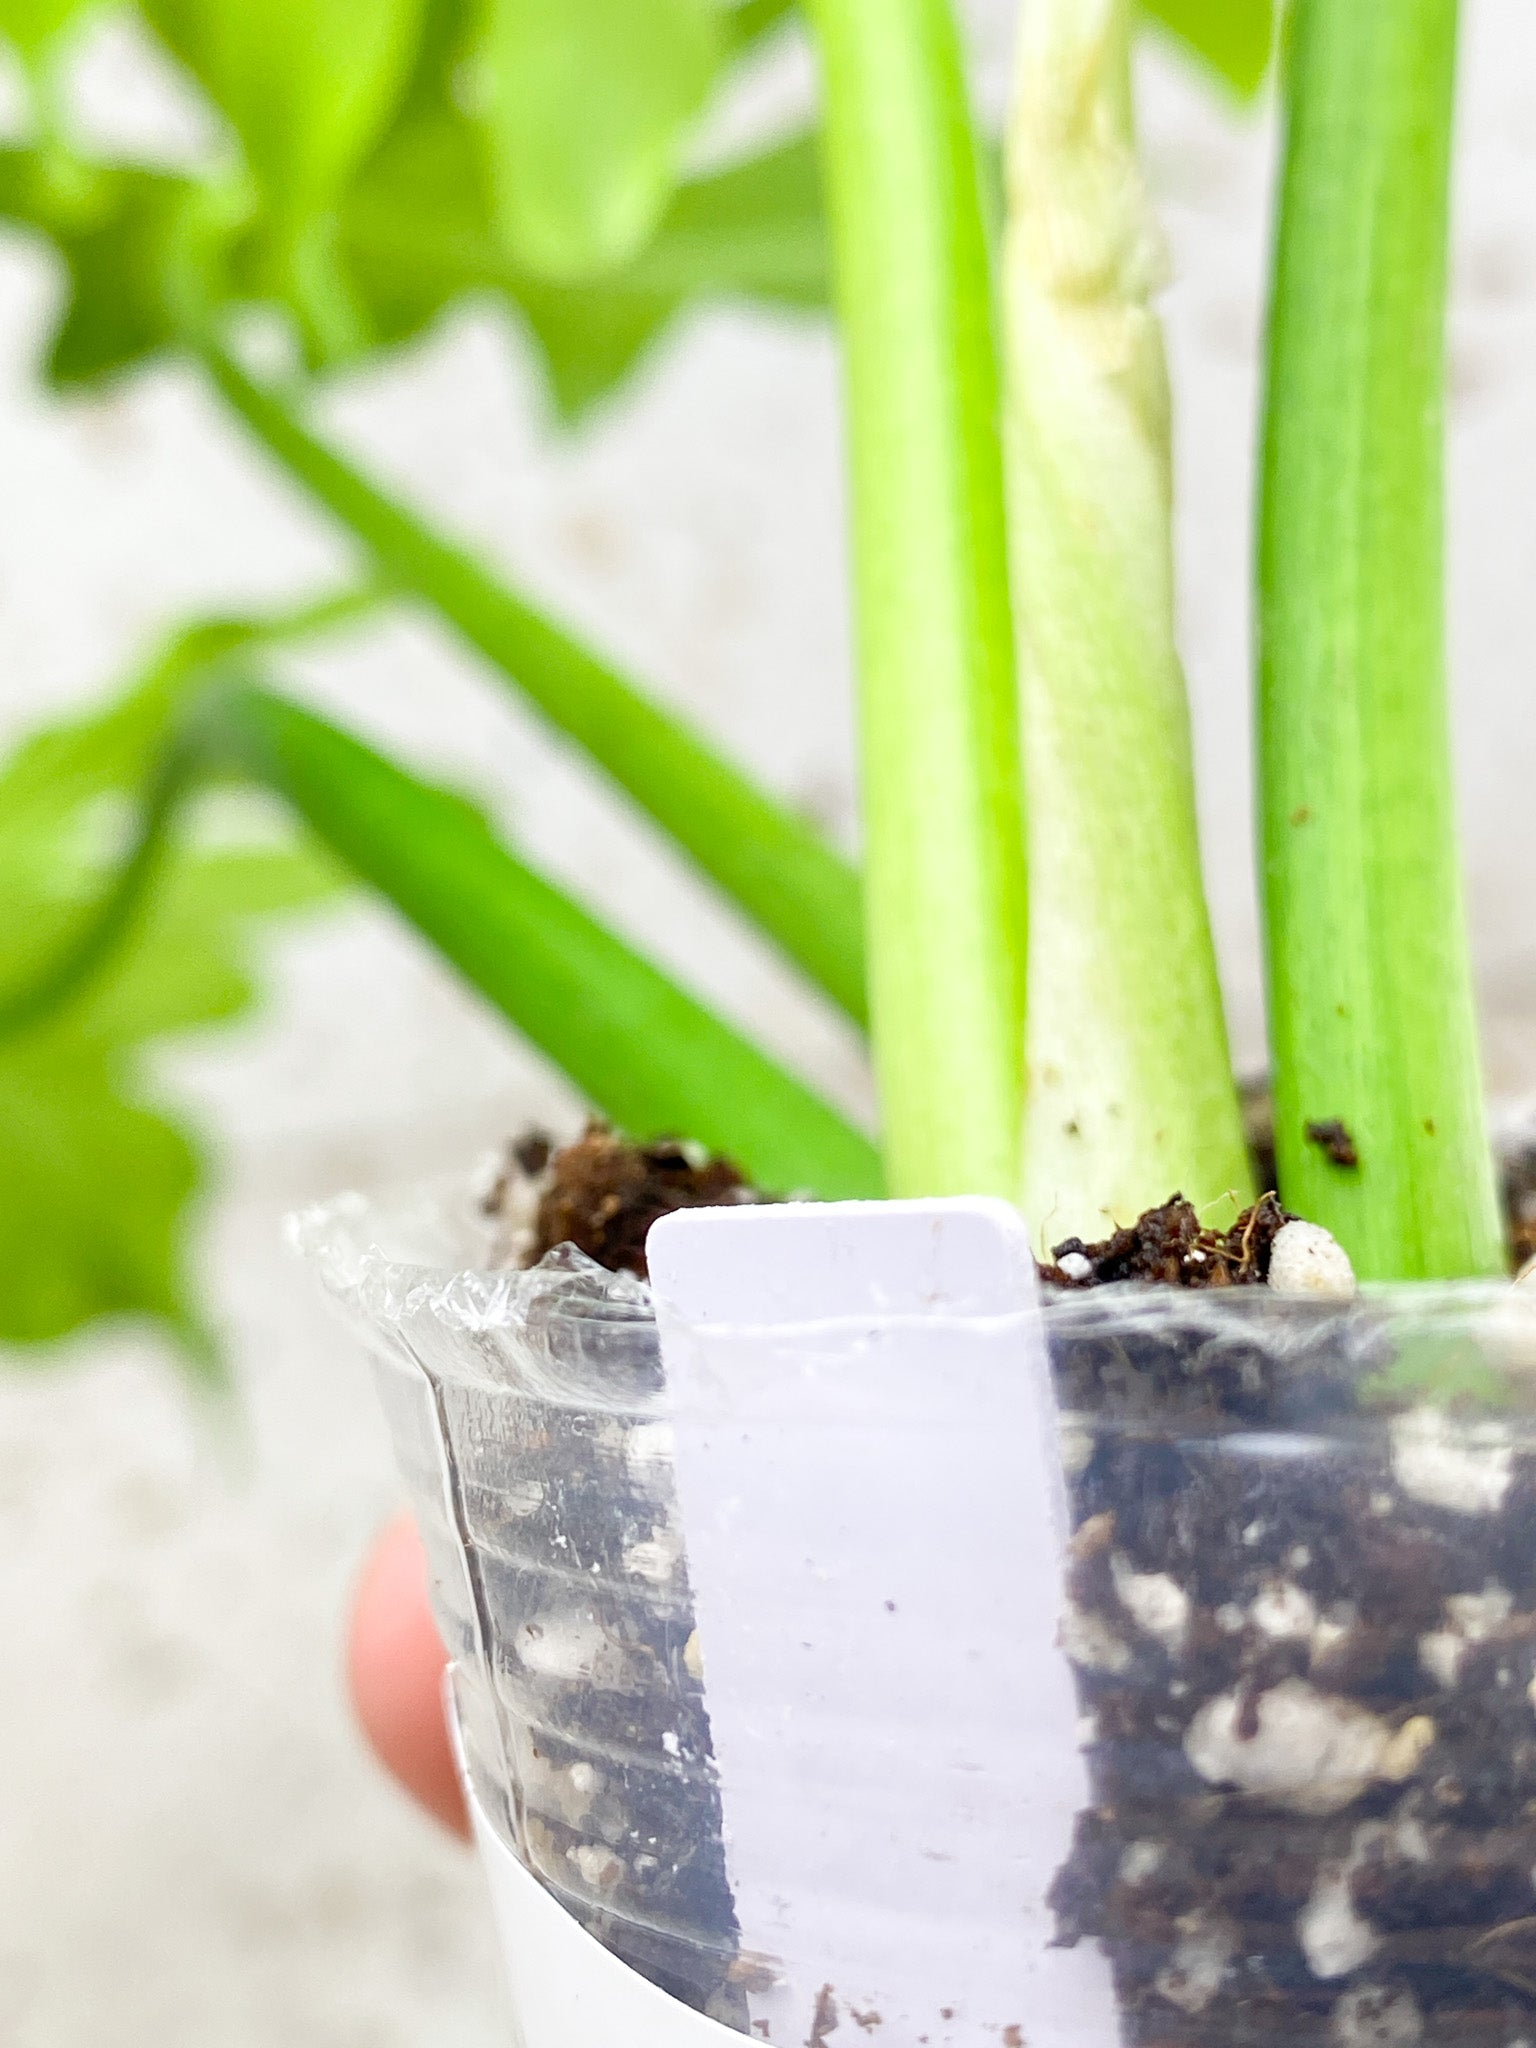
[1506, 1132, 1536, 1270]
[494, 1112, 1536, 1285]
[485, 1121, 764, 1279]
[1305, 1117, 1360, 1169]
[1039, 1192, 1294, 1291]
[1047, 1292, 1536, 2047]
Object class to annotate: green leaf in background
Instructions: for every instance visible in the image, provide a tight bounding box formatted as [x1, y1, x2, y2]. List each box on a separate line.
[1139, 0, 1276, 98]
[512, 131, 829, 415]
[47, 168, 211, 385]
[212, 679, 882, 1200]
[0, 1032, 205, 1357]
[0, 837, 337, 1368]
[340, 89, 827, 415]
[0, 0, 93, 60]
[0, 597, 366, 1368]
[0, 152, 212, 386]
[0, 743, 337, 1373]
[141, 0, 428, 220]
[723, 0, 798, 54]
[479, 0, 722, 282]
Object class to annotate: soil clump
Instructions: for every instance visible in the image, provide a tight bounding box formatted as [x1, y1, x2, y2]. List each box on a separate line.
[485, 1121, 763, 1278]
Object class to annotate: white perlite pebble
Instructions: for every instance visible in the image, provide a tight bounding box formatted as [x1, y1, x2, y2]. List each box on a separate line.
[517, 1613, 635, 1690]
[1059, 1421, 1095, 1477]
[1058, 1250, 1095, 1283]
[1380, 1716, 1437, 1781]
[1391, 1407, 1514, 1517]
[1419, 1631, 1465, 1689]
[1446, 1585, 1514, 1638]
[1185, 1679, 1433, 1815]
[1060, 1603, 1135, 1675]
[1112, 1552, 1192, 1654]
[1154, 1914, 1237, 2016]
[1119, 1840, 1165, 1887]
[569, 1844, 625, 1892]
[622, 1529, 683, 1584]
[1252, 1578, 1318, 1642]
[1298, 1860, 1381, 1979]
[1330, 1985, 1423, 2048]
[1269, 1221, 1358, 1298]
[625, 1420, 676, 1474]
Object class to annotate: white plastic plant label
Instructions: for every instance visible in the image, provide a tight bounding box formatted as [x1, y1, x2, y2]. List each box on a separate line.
[649, 1197, 1122, 2048]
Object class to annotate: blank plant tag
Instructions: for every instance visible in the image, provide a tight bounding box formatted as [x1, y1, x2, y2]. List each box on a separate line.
[649, 1198, 1122, 2048]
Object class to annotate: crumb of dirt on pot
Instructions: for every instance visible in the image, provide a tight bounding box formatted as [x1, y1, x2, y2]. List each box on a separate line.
[727, 1956, 782, 1995]
[808, 1983, 840, 2047]
[1269, 1220, 1358, 1299]
[1001, 2031, 1024, 2048]
[850, 2011, 882, 2033]
[1039, 1191, 1295, 1290]
[484, 1120, 767, 1277]
[1306, 1119, 1361, 1169]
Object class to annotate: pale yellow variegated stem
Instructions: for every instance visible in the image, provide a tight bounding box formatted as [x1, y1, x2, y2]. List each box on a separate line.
[1004, 0, 1253, 1244]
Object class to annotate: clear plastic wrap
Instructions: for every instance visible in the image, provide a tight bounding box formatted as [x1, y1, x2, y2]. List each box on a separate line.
[298, 1182, 1536, 2048]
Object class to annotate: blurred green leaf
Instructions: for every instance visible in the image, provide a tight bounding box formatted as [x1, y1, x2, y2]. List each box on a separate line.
[0, 832, 336, 1367]
[213, 679, 882, 1198]
[339, 113, 827, 415]
[46, 170, 191, 381]
[0, 151, 215, 385]
[479, 0, 722, 282]
[0, 0, 93, 59]
[516, 131, 828, 413]
[0, 1033, 206, 1357]
[140, 0, 427, 218]
[1140, 0, 1276, 97]
[0, 599, 363, 1369]
[722, 0, 797, 53]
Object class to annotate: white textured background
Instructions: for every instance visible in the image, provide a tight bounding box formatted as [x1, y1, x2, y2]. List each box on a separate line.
[2, 4, 1534, 2042]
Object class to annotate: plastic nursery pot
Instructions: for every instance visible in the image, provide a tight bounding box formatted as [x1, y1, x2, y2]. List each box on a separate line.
[297, 1180, 1536, 2048]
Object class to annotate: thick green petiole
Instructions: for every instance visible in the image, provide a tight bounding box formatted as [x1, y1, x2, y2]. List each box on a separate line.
[205, 347, 868, 1025]
[1258, 0, 1502, 1279]
[1004, 0, 1253, 1243]
[805, 0, 1026, 1200]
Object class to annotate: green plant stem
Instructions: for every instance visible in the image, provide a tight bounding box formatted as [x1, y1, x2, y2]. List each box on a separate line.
[1004, 0, 1253, 1242]
[206, 676, 882, 1199]
[804, 0, 1026, 1199]
[1258, 0, 1501, 1280]
[204, 345, 868, 1025]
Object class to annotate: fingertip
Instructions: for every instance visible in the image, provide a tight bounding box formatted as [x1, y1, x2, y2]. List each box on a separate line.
[348, 1513, 470, 1840]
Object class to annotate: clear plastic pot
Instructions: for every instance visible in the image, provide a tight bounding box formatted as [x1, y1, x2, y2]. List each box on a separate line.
[298, 1182, 1536, 2048]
